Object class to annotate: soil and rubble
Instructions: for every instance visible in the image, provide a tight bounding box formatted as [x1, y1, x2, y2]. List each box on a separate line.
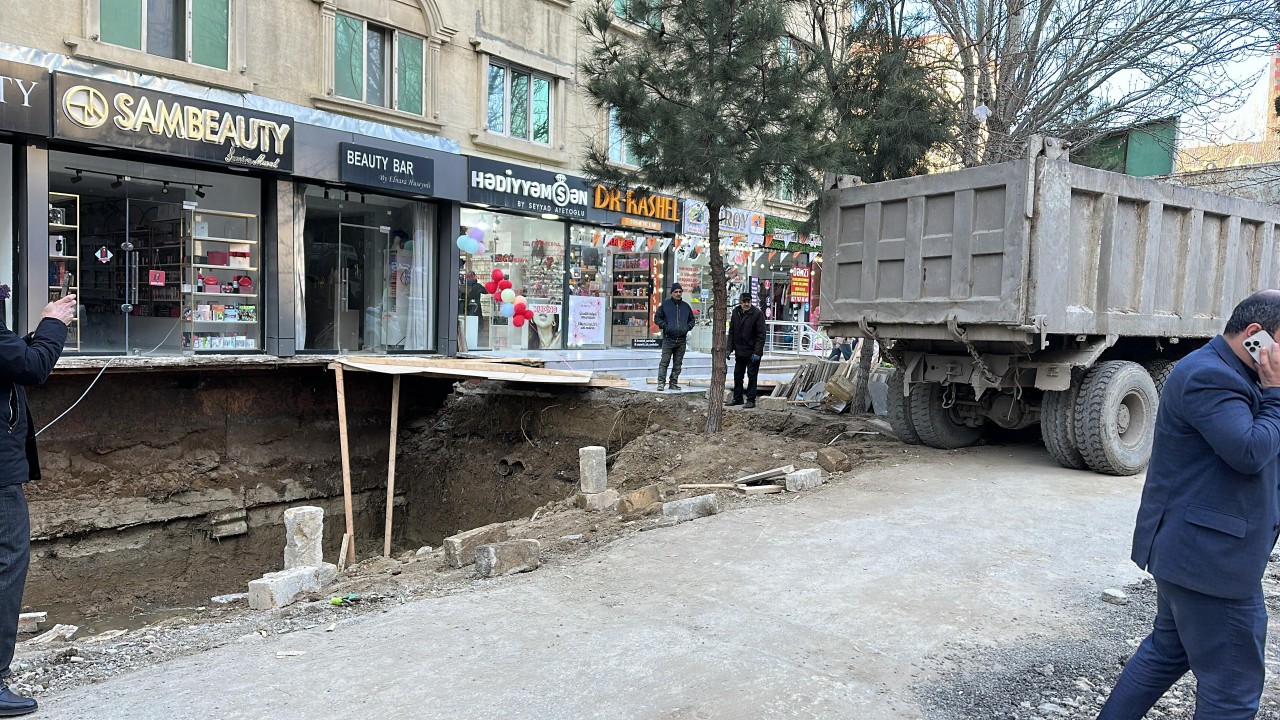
[16, 382, 1280, 717]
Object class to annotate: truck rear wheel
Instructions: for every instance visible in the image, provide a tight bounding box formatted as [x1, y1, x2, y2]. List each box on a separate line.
[1041, 380, 1088, 471]
[886, 370, 922, 445]
[1142, 359, 1177, 395]
[909, 382, 983, 450]
[1073, 361, 1158, 476]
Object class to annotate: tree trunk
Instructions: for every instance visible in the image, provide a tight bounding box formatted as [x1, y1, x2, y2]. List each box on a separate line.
[851, 336, 874, 414]
[704, 202, 728, 435]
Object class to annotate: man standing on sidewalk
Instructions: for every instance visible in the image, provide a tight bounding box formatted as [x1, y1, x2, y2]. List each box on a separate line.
[1099, 290, 1280, 720]
[0, 294, 76, 717]
[726, 292, 766, 408]
[654, 283, 695, 391]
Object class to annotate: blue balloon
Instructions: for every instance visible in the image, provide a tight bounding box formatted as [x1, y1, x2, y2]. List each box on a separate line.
[500, 302, 516, 318]
[456, 235, 469, 250]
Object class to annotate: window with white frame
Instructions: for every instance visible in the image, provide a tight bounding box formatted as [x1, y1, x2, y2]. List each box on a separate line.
[773, 167, 798, 203]
[486, 61, 553, 145]
[609, 108, 639, 166]
[98, 0, 231, 69]
[333, 13, 426, 115]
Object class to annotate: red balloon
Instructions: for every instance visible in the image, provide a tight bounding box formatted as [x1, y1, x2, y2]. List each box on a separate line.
[513, 302, 526, 315]
[513, 315, 526, 328]
[484, 281, 498, 294]
[491, 268, 504, 282]
[492, 292, 503, 303]
[524, 309, 534, 319]
[498, 279, 513, 290]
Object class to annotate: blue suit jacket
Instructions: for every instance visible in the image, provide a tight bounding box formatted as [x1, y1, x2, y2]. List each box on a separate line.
[1131, 336, 1280, 599]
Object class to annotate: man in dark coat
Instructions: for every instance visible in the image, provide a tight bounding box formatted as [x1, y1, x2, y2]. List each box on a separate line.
[0, 294, 74, 717]
[654, 283, 695, 391]
[726, 292, 766, 408]
[1099, 290, 1280, 720]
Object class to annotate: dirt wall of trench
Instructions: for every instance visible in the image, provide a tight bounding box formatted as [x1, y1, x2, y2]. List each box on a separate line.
[21, 366, 452, 612]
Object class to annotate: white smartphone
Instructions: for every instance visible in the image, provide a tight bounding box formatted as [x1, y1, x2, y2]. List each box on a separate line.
[1243, 329, 1276, 365]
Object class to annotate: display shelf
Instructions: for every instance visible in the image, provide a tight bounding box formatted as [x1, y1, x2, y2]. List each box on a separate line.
[48, 191, 81, 352]
[184, 209, 260, 353]
[193, 236, 258, 245]
[194, 292, 258, 298]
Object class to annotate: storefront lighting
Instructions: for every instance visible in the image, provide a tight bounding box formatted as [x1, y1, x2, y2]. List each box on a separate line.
[161, 182, 170, 194]
[194, 186, 207, 199]
[540, 213, 559, 220]
[70, 170, 83, 184]
[110, 176, 123, 190]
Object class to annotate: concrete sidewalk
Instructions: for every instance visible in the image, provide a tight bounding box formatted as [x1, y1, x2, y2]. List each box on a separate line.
[38, 446, 1146, 720]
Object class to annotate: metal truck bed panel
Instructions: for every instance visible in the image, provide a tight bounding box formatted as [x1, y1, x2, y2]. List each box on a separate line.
[821, 146, 1280, 339]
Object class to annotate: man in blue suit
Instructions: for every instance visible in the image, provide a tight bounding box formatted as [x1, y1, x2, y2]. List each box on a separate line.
[1099, 290, 1280, 719]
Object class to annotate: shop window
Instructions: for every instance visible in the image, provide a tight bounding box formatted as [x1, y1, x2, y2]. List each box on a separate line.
[486, 61, 553, 145]
[99, 0, 230, 70]
[458, 210, 564, 352]
[334, 13, 427, 115]
[608, 108, 639, 167]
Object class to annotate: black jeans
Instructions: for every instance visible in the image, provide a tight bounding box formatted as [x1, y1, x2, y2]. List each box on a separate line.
[658, 336, 687, 385]
[0, 484, 28, 677]
[733, 353, 760, 401]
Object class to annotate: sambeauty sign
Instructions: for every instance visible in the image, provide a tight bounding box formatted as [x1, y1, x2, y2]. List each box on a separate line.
[53, 74, 293, 171]
[590, 184, 680, 234]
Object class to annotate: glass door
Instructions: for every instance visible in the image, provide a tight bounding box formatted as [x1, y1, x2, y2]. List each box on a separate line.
[334, 221, 391, 352]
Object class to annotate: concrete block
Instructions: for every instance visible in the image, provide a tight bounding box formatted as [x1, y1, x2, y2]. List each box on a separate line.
[784, 468, 825, 492]
[576, 489, 619, 512]
[28, 624, 77, 644]
[662, 494, 720, 522]
[284, 506, 325, 569]
[818, 447, 852, 473]
[248, 566, 320, 610]
[444, 522, 510, 568]
[1101, 588, 1129, 605]
[579, 445, 608, 494]
[17, 612, 46, 634]
[315, 562, 338, 587]
[617, 484, 662, 513]
[211, 520, 249, 539]
[757, 395, 788, 409]
[475, 539, 541, 577]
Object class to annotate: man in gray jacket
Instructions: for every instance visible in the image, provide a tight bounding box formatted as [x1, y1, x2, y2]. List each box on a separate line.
[654, 283, 695, 391]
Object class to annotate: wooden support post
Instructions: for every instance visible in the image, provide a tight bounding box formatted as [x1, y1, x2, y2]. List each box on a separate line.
[334, 364, 357, 566]
[383, 375, 402, 558]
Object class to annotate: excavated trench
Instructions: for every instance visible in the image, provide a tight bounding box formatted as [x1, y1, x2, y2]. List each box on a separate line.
[22, 368, 860, 628]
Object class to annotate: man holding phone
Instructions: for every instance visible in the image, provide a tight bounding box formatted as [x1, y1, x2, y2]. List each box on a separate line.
[1100, 290, 1280, 719]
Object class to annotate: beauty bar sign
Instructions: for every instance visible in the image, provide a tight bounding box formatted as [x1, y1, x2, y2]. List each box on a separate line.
[340, 143, 434, 195]
[52, 74, 294, 171]
[0, 60, 51, 136]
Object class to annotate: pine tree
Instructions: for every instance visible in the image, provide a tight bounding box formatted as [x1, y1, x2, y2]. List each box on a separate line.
[581, 0, 834, 434]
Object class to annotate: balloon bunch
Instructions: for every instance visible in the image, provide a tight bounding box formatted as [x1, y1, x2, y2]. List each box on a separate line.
[456, 227, 487, 255]
[483, 269, 536, 328]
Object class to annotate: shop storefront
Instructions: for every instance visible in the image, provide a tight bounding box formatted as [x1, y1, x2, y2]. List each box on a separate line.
[675, 200, 760, 351]
[0, 59, 50, 332]
[459, 158, 679, 351]
[758, 215, 822, 324]
[46, 73, 292, 355]
[290, 129, 463, 354]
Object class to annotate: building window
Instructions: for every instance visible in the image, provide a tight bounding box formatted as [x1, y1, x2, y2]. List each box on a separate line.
[773, 167, 797, 203]
[333, 13, 426, 114]
[609, 108, 638, 166]
[614, 0, 660, 27]
[486, 61, 552, 145]
[99, 0, 230, 70]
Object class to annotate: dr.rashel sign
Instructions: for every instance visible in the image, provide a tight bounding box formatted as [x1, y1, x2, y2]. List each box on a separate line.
[339, 143, 434, 195]
[52, 74, 293, 171]
[0, 60, 51, 136]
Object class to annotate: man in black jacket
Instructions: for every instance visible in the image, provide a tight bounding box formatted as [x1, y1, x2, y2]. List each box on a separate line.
[726, 292, 767, 408]
[654, 283, 695, 391]
[0, 294, 75, 717]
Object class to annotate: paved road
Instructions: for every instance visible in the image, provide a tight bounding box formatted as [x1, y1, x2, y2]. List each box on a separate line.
[40, 445, 1146, 720]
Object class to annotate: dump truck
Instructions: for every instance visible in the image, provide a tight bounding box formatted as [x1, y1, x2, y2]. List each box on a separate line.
[819, 137, 1280, 476]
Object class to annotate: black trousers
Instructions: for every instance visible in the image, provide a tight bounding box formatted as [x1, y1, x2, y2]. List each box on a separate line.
[0, 484, 28, 677]
[658, 336, 686, 385]
[733, 353, 760, 401]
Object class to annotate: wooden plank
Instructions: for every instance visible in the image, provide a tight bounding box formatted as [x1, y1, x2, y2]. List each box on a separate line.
[383, 375, 401, 558]
[334, 365, 357, 566]
[738, 484, 784, 495]
[337, 533, 350, 573]
[735, 465, 794, 484]
[678, 483, 738, 490]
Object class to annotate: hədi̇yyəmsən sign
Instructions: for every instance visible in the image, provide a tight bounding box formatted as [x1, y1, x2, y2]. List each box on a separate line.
[52, 73, 293, 172]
